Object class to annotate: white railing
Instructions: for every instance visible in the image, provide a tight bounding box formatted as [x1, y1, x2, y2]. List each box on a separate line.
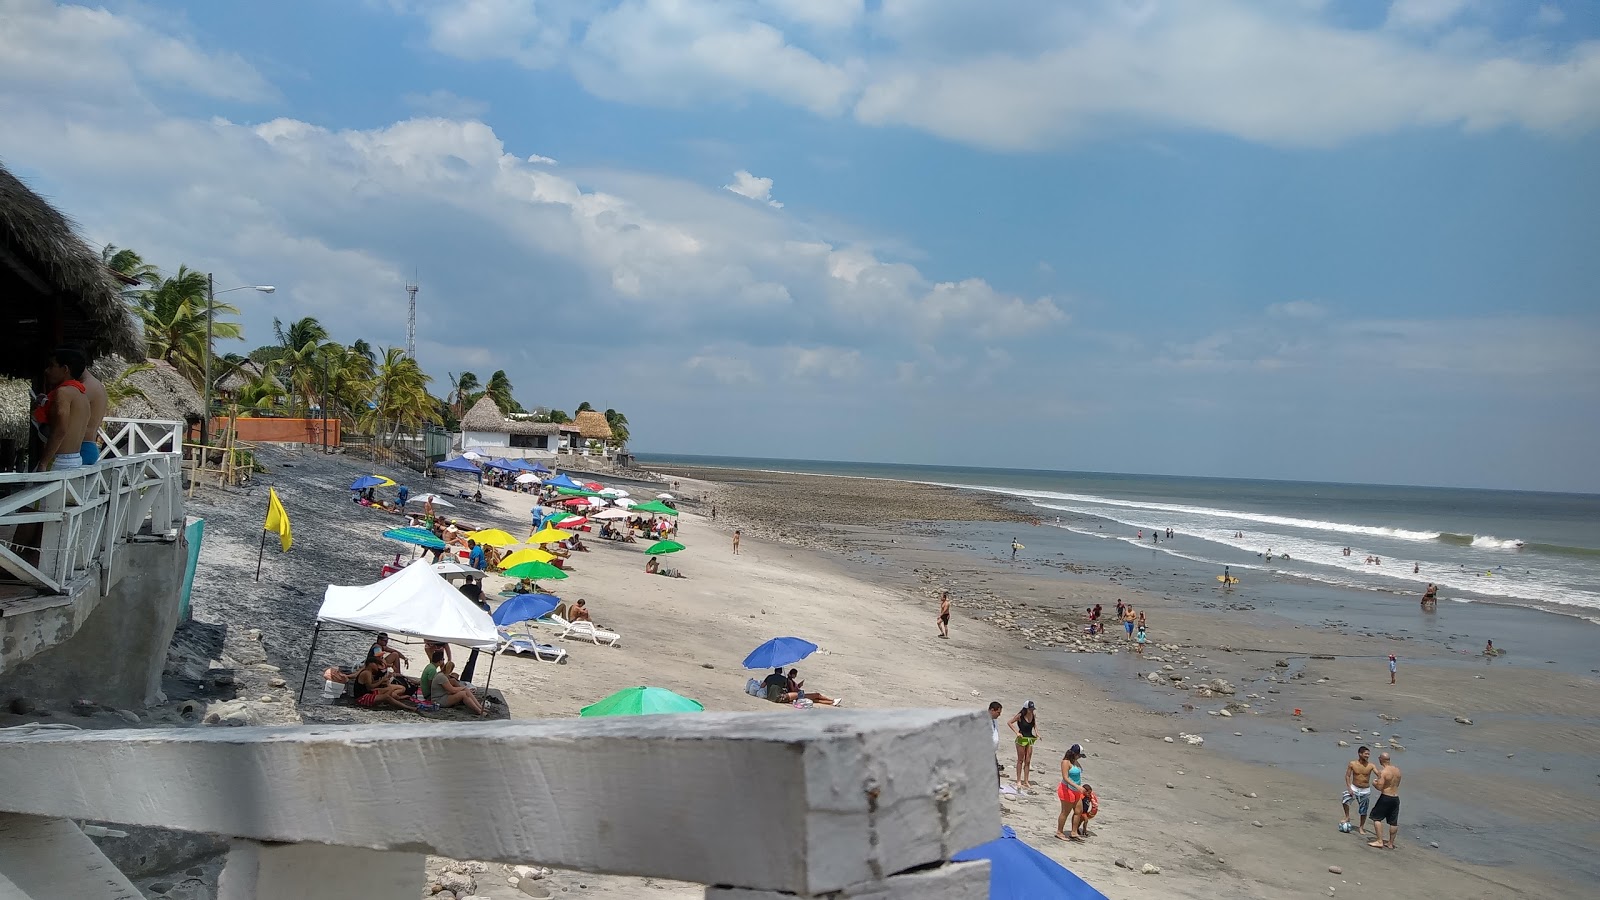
[0, 711, 994, 899]
[0, 418, 183, 596]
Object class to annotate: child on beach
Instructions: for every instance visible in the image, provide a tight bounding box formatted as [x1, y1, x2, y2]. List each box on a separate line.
[1135, 626, 1147, 654]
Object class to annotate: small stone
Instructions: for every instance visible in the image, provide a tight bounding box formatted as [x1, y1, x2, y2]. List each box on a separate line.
[148, 882, 174, 894]
[1328, 865, 1343, 874]
[1234, 732, 1243, 736]
[1200, 846, 1215, 855]
[259, 695, 276, 703]
[268, 677, 287, 688]
[1219, 709, 1233, 717]
[1115, 858, 1134, 870]
[1301, 726, 1316, 733]
[1141, 863, 1161, 875]
[1164, 736, 1175, 743]
[1454, 716, 1473, 725]
[1166, 782, 1175, 789]
[1338, 740, 1349, 747]
[203, 713, 221, 725]
[1245, 792, 1257, 798]
[1430, 842, 1439, 849]
[1275, 659, 1289, 667]
[114, 709, 140, 725]
[1252, 820, 1263, 828]
[1350, 695, 1363, 700]
[701, 663, 715, 669]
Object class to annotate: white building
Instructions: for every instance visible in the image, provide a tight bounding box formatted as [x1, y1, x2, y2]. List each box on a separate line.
[458, 396, 574, 458]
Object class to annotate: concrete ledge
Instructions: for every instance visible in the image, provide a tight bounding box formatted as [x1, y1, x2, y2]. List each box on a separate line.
[0, 710, 997, 895]
[705, 861, 989, 899]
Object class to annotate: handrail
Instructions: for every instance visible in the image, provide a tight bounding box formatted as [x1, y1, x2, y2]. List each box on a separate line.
[0, 711, 994, 899]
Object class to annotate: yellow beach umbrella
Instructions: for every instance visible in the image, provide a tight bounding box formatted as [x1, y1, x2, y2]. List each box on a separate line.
[527, 526, 575, 544]
[500, 548, 556, 568]
[468, 528, 519, 547]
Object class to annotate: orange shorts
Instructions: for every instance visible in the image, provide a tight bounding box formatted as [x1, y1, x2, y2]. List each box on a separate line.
[1057, 783, 1083, 805]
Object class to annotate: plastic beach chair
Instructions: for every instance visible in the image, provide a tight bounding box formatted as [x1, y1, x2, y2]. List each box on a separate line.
[549, 614, 621, 647]
[496, 627, 569, 663]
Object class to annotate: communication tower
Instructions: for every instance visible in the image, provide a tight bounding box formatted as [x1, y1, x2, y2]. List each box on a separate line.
[405, 277, 419, 358]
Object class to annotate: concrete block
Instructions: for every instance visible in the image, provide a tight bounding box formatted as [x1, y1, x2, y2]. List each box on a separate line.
[0, 814, 142, 900]
[705, 860, 989, 899]
[0, 710, 996, 895]
[218, 840, 421, 900]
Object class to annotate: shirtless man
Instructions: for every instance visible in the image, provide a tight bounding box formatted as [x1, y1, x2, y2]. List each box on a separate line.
[1340, 745, 1377, 837]
[35, 348, 91, 471]
[1368, 752, 1402, 849]
[732, 529, 741, 556]
[937, 591, 951, 639]
[79, 356, 108, 464]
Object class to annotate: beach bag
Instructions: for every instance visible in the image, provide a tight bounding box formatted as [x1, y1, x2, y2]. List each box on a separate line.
[745, 678, 763, 697]
[793, 698, 814, 710]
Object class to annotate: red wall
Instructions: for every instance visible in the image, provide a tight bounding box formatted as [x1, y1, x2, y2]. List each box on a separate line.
[211, 417, 340, 445]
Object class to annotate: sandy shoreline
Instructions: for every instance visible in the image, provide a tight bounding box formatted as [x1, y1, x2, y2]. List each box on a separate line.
[180, 452, 1595, 899]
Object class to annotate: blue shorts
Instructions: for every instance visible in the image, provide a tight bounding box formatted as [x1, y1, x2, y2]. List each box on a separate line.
[1125, 621, 1134, 634]
[80, 442, 100, 465]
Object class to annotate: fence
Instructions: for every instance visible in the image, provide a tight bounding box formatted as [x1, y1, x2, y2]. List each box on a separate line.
[0, 710, 995, 899]
[0, 419, 184, 597]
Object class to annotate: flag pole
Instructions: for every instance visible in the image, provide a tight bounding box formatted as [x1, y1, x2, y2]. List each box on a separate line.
[255, 526, 268, 582]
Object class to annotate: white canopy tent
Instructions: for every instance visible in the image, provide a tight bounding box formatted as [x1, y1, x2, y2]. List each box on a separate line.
[299, 559, 501, 701]
[318, 558, 499, 647]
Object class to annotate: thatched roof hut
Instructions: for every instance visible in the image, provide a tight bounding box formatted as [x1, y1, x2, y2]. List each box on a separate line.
[460, 396, 559, 436]
[106, 358, 203, 423]
[573, 410, 614, 443]
[0, 162, 141, 379]
[217, 359, 280, 395]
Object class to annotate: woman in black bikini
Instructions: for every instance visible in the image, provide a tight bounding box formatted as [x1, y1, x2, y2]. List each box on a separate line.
[1007, 701, 1040, 792]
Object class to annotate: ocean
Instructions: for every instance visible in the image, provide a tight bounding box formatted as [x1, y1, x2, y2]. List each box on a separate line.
[636, 454, 1600, 622]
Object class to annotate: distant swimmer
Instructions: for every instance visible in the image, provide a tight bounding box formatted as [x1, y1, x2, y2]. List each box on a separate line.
[1484, 639, 1495, 656]
[1137, 530, 1143, 540]
[1413, 562, 1419, 574]
[1421, 583, 1437, 609]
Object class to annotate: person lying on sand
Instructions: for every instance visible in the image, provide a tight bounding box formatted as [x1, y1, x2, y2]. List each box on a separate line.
[786, 668, 842, 707]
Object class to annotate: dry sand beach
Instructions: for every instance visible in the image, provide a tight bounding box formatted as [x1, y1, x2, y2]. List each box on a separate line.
[178, 451, 1593, 899]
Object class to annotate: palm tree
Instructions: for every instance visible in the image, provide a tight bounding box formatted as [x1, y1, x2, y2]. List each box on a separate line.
[546, 409, 570, 424]
[272, 317, 331, 414]
[576, 401, 594, 413]
[234, 367, 288, 414]
[604, 408, 630, 447]
[135, 266, 242, 388]
[364, 347, 434, 447]
[102, 244, 160, 297]
[485, 369, 520, 413]
[447, 371, 481, 419]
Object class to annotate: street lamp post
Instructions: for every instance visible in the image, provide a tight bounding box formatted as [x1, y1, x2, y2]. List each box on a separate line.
[202, 275, 275, 447]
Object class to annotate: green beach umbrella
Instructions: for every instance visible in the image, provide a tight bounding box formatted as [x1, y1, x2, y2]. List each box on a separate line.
[502, 560, 569, 581]
[545, 511, 576, 525]
[645, 539, 685, 555]
[631, 500, 678, 516]
[580, 686, 704, 717]
[555, 486, 603, 498]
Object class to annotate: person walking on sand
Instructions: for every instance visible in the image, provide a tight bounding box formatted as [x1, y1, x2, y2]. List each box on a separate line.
[1122, 606, 1136, 639]
[1368, 753, 1402, 849]
[1008, 701, 1039, 792]
[732, 529, 741, 556]
[937, 591, 952, 639]
[1135, 624, 1148, 654]
[1011, 538, 1021, 560]
[1340, 745, 1377, 837]
[1387, 654, 1398, 685]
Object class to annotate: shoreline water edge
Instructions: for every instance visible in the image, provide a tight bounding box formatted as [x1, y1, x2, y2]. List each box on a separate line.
[644, 456, 1600, 898]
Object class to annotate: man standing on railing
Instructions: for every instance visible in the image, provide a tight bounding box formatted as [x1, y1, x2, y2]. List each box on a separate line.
[33, 348, 90, 471]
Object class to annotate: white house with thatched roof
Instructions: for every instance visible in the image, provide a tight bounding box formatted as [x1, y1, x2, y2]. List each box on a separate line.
[459, 396, 570, 457]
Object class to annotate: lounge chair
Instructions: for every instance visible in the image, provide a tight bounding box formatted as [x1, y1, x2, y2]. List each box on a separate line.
[496, 627, 569, 663]
[549, 614, 621, 647]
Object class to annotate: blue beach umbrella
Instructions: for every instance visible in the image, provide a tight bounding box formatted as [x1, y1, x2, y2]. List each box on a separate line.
[953, 826, 1110, 900]
[485, 457, 521, 472]
[383, 527, 447, 550]
[544, 473, 585, 490]
[492, 593, 562, 625]
[742, 636, 819, 670]
[350, 474, 395, 490]
[434, 455, 482, 475]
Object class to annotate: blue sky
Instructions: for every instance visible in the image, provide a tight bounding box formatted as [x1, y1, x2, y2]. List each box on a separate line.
[2, 0, 1597, 491]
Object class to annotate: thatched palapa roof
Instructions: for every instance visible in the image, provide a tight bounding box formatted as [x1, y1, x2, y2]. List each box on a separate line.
[460, 396, 559, 436]
[573, 410, 613, 442]
[0, 378, 33, 441]
[0, 162, 141, 377]
[108, 358, 203, 422]
[217, 359, 281, 393]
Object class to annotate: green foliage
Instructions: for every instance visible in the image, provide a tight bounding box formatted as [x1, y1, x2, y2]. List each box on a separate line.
[486, 369, 521, 413]
[135, 265, 243, 387]
[604, 408, 630, 447]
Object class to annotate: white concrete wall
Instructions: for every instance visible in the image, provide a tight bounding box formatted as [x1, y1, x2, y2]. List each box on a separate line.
[461, 431, 510, 449]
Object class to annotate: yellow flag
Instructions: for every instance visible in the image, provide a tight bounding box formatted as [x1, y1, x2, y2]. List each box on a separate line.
[264, 487, 293, 552]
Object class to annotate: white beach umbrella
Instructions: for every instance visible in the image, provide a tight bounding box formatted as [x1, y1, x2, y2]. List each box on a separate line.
[599, 487, 628, 497]
[431, 561, 484, 579]
[656, 492, 675, 500]
[515, 472, 541, 484]
[582, 496, 608, 507]
[461, 450, 482, 460]
[593, 508, 632, 520]
[412, 493, 455, 507]
[612, 497, 638, 509]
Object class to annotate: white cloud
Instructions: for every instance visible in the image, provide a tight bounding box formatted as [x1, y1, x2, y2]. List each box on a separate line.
[0, 0, 276, 106]
[1534, 4, 1566, 27]
[1267, 300, 1327, 319]
[526, 153, 558, 165]
[685, 353, 761, 384]
[383, 0, 1600, 150]
[784, 345, 862, 379]
[1384, 0, 1473, 31]
[723, 169, 783, 208]
[403, 89, 490, 119]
